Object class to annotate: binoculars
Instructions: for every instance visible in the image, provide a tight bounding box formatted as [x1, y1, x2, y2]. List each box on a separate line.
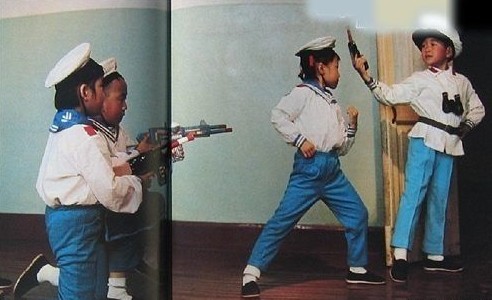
[442, 92, 464, 116]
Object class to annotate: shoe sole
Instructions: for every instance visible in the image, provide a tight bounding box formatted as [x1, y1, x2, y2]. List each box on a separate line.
[241, 293, 260, 298]
[345, 279, 386, 285]
[13, 254, 45, 296]
[424, 267, 464, 272]
[389, 268, 407, 283]
[0, 284, 13, 289]
[389, 272, 407, 283]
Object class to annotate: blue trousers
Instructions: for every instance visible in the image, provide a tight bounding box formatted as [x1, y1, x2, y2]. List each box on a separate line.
[107, 235, 141, 272]
[391, 137, 454, 255]
[247, 151, 369, 271]
[105, 191, 166, 272]
[45, 205, 108, 300]
[104, 191, 165, 242]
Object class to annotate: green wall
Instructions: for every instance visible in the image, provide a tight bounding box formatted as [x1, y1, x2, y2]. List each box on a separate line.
[0, 8, 168, 213]
[171, 3, 384, 226]
[0, 3, 385, 227]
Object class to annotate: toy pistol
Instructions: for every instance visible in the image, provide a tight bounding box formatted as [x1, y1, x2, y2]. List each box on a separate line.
[347, 28, 369, 70]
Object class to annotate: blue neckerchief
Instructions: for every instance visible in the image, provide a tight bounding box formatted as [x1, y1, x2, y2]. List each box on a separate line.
[49, 109, 89, 133]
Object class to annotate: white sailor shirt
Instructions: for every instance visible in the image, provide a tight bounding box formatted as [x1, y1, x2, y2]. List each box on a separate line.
[36, 124, 142, 213]
[271, 83, 356, 155]
[367, 67, 485, 156]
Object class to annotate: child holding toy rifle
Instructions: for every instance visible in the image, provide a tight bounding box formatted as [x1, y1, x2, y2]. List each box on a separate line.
[241, 36, 385, 298]
[32, 44, 145, 300]
[14, 57, 159, 300]
[352, 21, 485, 283]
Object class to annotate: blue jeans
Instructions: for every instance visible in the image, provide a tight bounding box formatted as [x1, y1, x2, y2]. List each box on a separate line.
[391, 137, 454, 255]
[107, 235, 141, 272]
[105, 191, 165, 241]
[45, 205, 108, 300]
[105, 191, 166, 272]
[247, 151, 369, 271]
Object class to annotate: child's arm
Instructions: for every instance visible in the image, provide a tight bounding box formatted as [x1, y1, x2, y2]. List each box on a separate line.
[337, 106, 358, 156]
[346, 105, 359, 130]
[80, 133, 143, 213]
[353, 55, 418, 107]
[459, 78, 486, 138]
[272, 87, 315, 157]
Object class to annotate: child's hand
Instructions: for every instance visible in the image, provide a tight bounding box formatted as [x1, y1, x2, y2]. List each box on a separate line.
[113, 163, 132, 176]
[300, 140, 316, 158]
[136, 134, 156, 154]
[353, 56, 372, 83]
[346, 106, 359, 128]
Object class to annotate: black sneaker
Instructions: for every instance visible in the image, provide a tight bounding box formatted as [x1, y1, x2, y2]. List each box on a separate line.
[0, 277, 13, 289]
[241, 281, 260, 298]
[424, 258, 464, 272]
[390, 259, 409, 283]
[13, 254, 49, 298]
[345, 271, 386, 285]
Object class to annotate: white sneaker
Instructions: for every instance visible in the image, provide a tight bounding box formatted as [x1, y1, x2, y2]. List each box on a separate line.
[107, 286, 132, 300]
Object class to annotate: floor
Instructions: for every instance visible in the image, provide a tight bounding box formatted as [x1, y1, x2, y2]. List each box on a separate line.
[171, 244, 492, 300]
[1, 235, 491, 300]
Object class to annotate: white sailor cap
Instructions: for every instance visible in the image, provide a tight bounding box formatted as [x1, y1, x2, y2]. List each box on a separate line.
[45, 43, 92, 88]
[100, 57, 117, 77]
[412, 15, 462, 58]
[295, 36, 336, 57]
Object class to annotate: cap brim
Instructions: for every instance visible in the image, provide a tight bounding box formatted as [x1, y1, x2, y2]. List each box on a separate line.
[45, 43, 91, 88]
[411, 29, 453, 50]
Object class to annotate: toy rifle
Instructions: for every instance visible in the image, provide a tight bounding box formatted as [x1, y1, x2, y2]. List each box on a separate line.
[347, 28, 369, 70]
[177, 120, 233, 138]
[128, 120, 232, 185]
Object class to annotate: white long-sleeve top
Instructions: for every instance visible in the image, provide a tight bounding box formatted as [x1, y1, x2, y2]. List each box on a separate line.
[271, 83, 356, 156]
[113, 126, 139, 165]
[36, 124, 142, 213]
[89, 119, 140, 166]
[367, 67, 485, 156]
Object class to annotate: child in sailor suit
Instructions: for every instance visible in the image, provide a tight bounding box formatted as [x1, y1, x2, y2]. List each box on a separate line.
[241, 36, 385, 298]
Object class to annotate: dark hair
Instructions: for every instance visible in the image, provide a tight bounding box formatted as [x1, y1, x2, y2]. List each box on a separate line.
[54, 59, 104, 110]
[298, 48, 340, 80]
[102, 71, 125, 89]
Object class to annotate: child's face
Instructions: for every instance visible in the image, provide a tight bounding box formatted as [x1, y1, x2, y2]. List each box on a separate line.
[319, 58, 340, 89]
[419, 37, 453, 69]
[101, 78, 128, 126]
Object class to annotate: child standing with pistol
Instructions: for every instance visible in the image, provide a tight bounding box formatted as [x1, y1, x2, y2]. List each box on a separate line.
[241, 36, 385, 298]
[352, 23, 485, 282]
